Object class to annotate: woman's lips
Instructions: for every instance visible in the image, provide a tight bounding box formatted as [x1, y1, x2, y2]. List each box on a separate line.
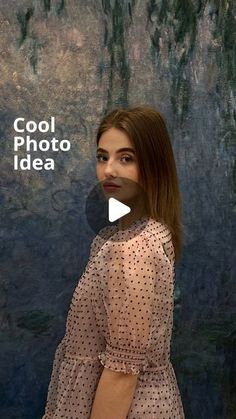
[103, 184, 121, 192]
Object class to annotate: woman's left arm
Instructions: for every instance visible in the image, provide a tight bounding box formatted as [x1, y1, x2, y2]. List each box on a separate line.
[90, 233, 171, 419]
[90, 368, 138, 419]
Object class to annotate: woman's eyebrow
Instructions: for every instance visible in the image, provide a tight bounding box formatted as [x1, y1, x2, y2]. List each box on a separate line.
[97, 147, 135, 154]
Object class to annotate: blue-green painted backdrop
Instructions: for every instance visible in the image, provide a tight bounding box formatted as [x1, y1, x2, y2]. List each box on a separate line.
[0, 1, 235, 418]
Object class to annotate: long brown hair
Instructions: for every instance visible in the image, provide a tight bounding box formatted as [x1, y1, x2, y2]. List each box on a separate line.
[96, 105, 184, 263]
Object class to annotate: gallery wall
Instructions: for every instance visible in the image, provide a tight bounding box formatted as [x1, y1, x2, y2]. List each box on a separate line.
[0, 1, 235, 418]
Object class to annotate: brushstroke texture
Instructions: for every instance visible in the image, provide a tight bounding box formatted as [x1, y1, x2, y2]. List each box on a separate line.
[0, 1, 235, 418]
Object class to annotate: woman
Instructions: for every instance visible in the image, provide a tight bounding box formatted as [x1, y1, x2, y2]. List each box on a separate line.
[42, 105, 185, 418]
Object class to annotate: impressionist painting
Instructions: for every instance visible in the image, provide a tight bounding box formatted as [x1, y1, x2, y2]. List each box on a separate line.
[0, 1, 235, 418]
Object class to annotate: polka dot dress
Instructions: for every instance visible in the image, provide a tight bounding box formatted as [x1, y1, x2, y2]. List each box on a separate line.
[42, 217, 185, 418]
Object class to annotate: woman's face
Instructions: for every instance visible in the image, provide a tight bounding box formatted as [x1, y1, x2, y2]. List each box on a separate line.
[96, 127, 141, 204]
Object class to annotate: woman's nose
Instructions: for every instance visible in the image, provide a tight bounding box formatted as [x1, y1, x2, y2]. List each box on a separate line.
[104, 159, 117, 177]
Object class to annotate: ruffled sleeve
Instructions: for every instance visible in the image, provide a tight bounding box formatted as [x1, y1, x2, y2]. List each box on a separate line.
[97, 232, 170, 375]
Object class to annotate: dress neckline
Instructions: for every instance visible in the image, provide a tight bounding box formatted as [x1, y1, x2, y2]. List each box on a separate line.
[115, 215, 150, 232]
[107, 215, 151, 242]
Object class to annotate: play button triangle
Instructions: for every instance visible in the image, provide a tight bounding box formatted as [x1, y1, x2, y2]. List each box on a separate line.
[108, 197, 131, 222]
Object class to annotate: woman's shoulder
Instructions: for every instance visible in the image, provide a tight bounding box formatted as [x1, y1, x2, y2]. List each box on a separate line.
[142, 218, 175, 264]
[141, 217, 172, 244]
[92, 217, 172, 245]
[89, 218, 175, 265]
[89, 218, 173, 257]
[140, 218, 175, 264]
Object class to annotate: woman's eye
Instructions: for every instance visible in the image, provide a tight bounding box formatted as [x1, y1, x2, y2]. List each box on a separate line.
[96, 154, 133, 163]
[120, 155, 133, 163]
[96, 154, 107, 162]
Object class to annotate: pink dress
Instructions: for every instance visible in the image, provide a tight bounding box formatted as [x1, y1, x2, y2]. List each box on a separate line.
[42, 217, 185, 418]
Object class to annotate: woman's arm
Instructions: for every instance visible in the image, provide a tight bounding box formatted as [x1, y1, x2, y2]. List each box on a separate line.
[90, 368, 138, 419]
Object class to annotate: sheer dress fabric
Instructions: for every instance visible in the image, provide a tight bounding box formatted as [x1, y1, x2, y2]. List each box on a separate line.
[42, 217, 185, 418]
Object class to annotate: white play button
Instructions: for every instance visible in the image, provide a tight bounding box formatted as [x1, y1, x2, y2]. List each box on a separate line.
[108, 197, 131, 222]
[85, 177, 148, 240]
